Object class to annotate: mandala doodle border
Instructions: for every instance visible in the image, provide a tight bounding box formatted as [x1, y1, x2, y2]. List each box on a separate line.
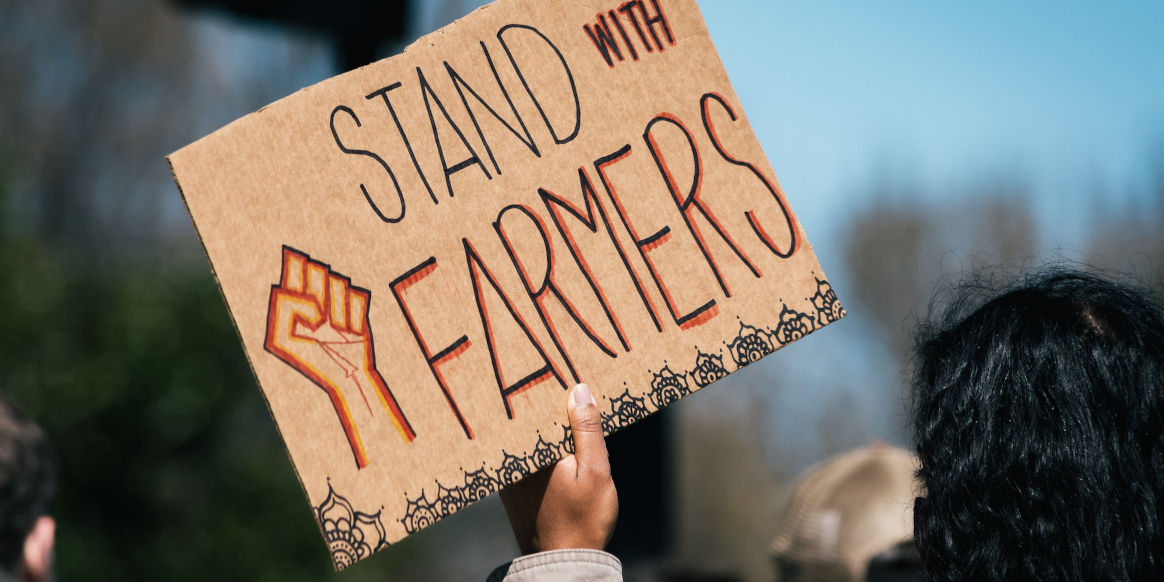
[399, 427, 573, 534]
[726, 320, 778, 368]
[647, 365, 691, 409]
[690, 349, 728, 388]
[601, 387, 651, 432]
[387, 277, 842, 543]
[773, 304, 815, 345]
[810, 276, 846, 326]
[316, 480, 389, 570]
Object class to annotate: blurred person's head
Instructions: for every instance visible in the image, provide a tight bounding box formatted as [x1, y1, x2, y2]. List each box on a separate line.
[0, 396, 56, 582]
[912, 269, 1164, 581]
[770, 443, 923, 582]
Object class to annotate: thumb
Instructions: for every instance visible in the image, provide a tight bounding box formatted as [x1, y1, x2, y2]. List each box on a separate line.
[567, 384, 610, 476]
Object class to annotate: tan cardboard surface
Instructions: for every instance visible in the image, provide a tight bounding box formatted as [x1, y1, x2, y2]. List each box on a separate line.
[169, 0, 843, 569]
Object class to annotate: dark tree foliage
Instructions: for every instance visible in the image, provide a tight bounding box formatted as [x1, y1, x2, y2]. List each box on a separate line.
[0, 185, 424, 580]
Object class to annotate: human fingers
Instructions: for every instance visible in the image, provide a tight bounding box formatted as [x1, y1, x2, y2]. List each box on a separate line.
[566, 384, 610, 479]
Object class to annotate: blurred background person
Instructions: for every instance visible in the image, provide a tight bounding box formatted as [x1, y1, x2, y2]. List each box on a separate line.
[0, 396, 56, 582]
[769, 444, 921, 582]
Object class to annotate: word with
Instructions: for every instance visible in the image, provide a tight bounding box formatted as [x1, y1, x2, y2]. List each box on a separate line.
[583, 0, 675, 68]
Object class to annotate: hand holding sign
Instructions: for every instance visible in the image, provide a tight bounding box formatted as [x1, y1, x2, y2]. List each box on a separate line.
[501, 384, 618, 555]
[264, 246, 415, 468]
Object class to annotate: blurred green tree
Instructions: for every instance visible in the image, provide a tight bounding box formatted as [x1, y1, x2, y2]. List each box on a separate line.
[0, 0, 511, 577]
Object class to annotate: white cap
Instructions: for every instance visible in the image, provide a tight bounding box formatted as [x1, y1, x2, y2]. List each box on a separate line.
[770, 443, 921, 582]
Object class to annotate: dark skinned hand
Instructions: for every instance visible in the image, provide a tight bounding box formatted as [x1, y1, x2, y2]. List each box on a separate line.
[499, 384, 619, 555]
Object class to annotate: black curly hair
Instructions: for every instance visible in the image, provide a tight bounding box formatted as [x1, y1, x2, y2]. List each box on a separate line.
[911, 269, 1164, 581]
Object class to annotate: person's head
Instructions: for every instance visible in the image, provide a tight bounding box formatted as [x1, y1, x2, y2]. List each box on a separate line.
[0, 396, 56, 582]
[911, 268, 1164, 581]
[770, 444, 924, 582]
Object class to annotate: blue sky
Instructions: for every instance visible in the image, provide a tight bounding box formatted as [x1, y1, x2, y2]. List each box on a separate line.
[702, 1, 1164, 246]
[694, 1, 1164, 461]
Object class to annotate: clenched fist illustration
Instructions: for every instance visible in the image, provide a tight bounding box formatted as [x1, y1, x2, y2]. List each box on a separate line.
[265, 246, 415, 469]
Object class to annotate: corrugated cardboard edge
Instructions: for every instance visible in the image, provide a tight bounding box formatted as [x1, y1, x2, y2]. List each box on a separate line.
[166, 156, 327, 548]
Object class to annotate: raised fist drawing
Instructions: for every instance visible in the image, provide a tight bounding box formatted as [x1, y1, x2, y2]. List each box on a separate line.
[265, 246, 415, 469]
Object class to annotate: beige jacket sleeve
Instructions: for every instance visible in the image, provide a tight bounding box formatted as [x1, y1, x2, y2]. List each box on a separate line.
[487, 549, 622, 582]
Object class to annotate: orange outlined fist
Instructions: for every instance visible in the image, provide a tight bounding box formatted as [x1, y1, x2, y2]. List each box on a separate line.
[265, 246, 415, 469]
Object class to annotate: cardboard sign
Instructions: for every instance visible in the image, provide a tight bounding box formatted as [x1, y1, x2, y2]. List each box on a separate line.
[169, 0, 843, 570]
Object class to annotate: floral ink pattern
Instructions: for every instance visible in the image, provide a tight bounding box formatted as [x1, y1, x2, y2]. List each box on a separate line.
[689, 349, 728, 388]
[316, 481, 389, 570]
[601, 388, 650, 432]
[646, 365, 690, 409]
[726, 321, 778, 367]
[773, 304, 815, 345]
[397, 427, 567, 534]
[811, 277, 845, 326]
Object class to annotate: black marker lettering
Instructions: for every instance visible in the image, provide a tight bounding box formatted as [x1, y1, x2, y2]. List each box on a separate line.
[330, 104, 406, 223]
[495, 204, 620, 384]
[418, 67, 493, 199]
[446, 43, 541, 177]
[638, 0, 674, 51]
[365, 83, 439, 205]
[701, 93, 797, 258]
[594, 145, 664, 332]
[498, 24, 582, 145]
[644, 113, 762, 298]
[608, 9, 639, 61]
[583, 13, 624, 67]
[464, 238, 567, 419]
[598, 142, 717, 330]
[618, 2, 652, 53]
[389, 257, 475, 439]
[539, 169, 634, 352]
